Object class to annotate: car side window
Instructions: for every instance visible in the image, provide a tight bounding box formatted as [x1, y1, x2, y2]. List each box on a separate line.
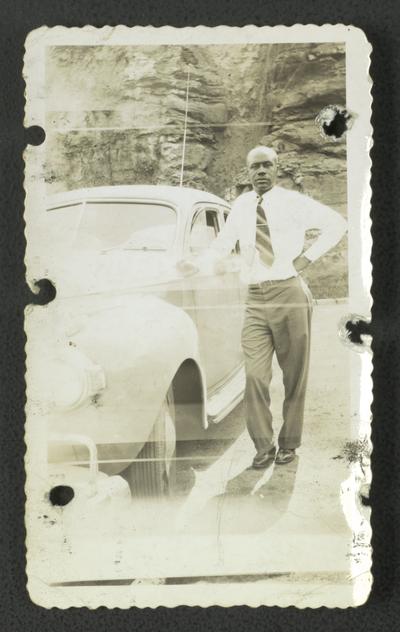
[223, 211, 240, 254]
[189, 208, 220, 254]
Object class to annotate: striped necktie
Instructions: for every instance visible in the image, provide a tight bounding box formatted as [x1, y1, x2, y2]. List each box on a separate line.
[256, 195, 275, 267]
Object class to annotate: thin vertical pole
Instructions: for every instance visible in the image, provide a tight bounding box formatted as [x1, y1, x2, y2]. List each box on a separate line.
[179, 69, 190, 188]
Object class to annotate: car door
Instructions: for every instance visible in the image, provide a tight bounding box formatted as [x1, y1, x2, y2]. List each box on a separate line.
[185, 204, 244, 391]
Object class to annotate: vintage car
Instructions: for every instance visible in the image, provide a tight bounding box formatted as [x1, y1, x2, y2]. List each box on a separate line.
[34, 185, 247, 497]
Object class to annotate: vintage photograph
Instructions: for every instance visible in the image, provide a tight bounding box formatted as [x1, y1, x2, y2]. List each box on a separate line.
[24, 25, 372, 608]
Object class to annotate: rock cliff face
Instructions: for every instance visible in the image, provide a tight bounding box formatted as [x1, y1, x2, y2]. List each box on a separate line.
[45, 43, 347, 297]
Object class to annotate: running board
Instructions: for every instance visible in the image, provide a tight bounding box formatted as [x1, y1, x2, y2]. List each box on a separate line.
[207, 367, 245, 423]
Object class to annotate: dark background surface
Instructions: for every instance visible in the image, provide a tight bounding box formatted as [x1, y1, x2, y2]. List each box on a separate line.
[0, 0, 399, 630]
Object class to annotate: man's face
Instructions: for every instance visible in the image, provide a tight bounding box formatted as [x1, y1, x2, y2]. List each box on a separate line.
[247, 147, 278, 195]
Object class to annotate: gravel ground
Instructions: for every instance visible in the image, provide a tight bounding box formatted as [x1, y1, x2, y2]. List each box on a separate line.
[30, 302, 372, 607]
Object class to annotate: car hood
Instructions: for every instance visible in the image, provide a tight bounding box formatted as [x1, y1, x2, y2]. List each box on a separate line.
[47, 250, 181, 298]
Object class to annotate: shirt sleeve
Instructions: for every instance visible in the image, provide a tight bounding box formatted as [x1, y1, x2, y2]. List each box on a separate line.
[295, 191, 348, 262]
[208, 198, 240, 258]
[190, 198, 240, 273]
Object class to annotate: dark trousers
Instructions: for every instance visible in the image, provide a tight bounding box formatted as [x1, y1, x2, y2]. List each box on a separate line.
[241, 276, 313, 455]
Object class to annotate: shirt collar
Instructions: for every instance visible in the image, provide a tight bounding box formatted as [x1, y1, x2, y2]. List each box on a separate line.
[252, 186, 275, 203]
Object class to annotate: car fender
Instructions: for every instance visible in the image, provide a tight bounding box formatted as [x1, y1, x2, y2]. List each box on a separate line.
[31, 294, 207, 473]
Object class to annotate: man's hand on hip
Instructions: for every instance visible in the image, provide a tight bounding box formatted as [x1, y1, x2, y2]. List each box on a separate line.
[293, 254, 311, 273]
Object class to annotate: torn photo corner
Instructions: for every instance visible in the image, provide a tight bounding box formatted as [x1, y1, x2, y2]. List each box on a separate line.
[23, 24, 373, 609]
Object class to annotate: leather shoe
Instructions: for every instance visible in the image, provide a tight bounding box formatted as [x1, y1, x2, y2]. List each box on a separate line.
[252, 448, 276, 469]
[275, 448, 296, 465]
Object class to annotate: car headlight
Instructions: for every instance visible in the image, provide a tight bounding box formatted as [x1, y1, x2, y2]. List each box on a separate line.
[47, 348, 106, 411]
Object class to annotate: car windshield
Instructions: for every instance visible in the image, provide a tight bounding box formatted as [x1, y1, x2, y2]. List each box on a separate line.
[47, 200, 177, 252]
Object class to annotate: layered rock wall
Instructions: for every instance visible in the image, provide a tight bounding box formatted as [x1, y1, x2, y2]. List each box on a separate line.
[45, 43, 347, 297]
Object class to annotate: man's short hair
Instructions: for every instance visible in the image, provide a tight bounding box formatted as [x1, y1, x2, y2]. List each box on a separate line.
[246, 145, 278, 166]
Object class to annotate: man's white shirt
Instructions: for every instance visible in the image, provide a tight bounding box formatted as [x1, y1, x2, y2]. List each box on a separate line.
[208, 186, 347, 283]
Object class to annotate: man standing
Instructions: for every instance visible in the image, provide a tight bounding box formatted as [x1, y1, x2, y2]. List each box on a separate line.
[210, 146, 347, 468]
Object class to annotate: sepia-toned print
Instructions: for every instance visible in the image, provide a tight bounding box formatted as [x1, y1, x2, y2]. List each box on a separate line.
[24, 25, 372, 609]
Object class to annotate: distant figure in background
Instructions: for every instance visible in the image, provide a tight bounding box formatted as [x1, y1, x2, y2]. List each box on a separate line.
[210, 146, 347, 468]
